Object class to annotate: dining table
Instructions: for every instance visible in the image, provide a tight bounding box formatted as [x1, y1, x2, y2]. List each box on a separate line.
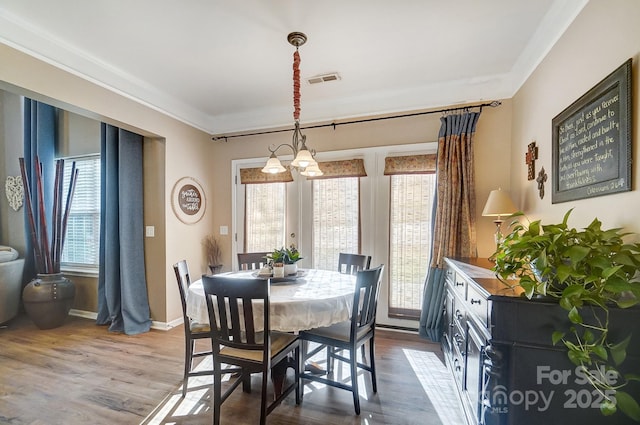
[186, 268, 358, 333]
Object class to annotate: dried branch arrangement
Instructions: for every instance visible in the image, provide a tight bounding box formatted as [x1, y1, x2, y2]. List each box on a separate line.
[19, 156, 79, 274]
[202, 234, 222, 267]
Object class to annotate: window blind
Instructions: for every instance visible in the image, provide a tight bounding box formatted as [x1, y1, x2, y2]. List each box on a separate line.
[384, 154, 436, 175]
[240, 167, 293, 184]
[306, 159, 367, 180]
[61, 155, 101, 267]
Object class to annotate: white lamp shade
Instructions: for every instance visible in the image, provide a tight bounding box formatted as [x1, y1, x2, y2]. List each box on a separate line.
[261, 155, 286, 174]
[290, 149, 314, 168]
[300, 163, 323, 177]
[482, 188, 517, 218]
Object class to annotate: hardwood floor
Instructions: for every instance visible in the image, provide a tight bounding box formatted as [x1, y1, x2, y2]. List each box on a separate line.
[0, 314, 463, 425]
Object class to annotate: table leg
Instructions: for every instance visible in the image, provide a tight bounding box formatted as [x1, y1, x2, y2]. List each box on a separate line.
[271, 357, 291, 399]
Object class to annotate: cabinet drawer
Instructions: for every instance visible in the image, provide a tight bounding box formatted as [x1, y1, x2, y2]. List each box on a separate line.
[452, 273, 467, 298]
[467, 283, 488, 327]
[452, 319, 466, 356]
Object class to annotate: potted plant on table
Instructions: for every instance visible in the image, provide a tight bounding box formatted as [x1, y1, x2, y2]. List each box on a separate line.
[268, 245, 303, 276]
[493, 209, 640, 421]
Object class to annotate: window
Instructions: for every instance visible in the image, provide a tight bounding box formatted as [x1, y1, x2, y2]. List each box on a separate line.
[312, 177, 360, 270]
[388, 173, 436, 318]
[234, 143, 436, 328]
[244, 182, 286, 252]
[60, 155, 101, 269]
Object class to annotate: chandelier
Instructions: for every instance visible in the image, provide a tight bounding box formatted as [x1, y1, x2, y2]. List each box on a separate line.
[261, 32, 323, 177]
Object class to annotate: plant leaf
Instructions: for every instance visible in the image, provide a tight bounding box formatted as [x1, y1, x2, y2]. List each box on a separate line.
[568, 306, 582, 324]
[592, 344, 608, 361]
[616, 298, 640, 309]
[624, 373, 640, 382]
[552, 331, 565, 345]
[565, 245, 590, 264]
[610, 335, 631, 366]
[600, 398, 617, 416]
[602, 265, 624, 279]
[559, 296, 574, 311]
[520, 280, 535, 299]
[562, 284, 585, 297]
[604, 278, 635, 294]
[616, 391, 640, 422]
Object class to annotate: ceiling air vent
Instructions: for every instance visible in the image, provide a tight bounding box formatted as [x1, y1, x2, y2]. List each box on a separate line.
[307, 72, 341, 85]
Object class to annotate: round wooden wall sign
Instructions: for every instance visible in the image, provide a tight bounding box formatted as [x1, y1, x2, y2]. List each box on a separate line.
[171, 177, 206, 224]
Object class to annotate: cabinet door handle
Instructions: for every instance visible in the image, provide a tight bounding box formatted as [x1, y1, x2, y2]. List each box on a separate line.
[455, 281, 464, 287]
[455, 310, 463, 321]
[470, 298, 481, 305]
[454, 333, 464, 347]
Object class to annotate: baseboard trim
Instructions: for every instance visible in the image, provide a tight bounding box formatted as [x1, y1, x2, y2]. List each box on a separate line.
[69, 309, 183, 332]
[376, 323, 419, 334]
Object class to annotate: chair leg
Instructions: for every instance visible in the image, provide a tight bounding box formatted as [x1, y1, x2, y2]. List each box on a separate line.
[182, 338, 194, 397]
[213, 365, 222, 425]
[369, 339, 377, 393]
[260, 367, 269, 425]
[350, 347, 360, 415]
[295, 346, 301, 405]
[327, 346, 336, 373]
[242, 374, 252, 393]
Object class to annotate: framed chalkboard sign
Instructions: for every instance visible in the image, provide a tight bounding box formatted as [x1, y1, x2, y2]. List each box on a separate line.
[552, 59, 632, 203]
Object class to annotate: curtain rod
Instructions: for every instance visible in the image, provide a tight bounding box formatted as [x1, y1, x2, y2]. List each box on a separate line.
[211, 100, 501, 141]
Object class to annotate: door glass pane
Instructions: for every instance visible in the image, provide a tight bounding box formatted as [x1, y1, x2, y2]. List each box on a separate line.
[389, 174, 435, 316]
[245, 182, 286, 251]
[312, 177, 359, 270]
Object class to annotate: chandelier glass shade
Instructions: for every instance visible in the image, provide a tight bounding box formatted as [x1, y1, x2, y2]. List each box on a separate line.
[261, 32, 322, 176]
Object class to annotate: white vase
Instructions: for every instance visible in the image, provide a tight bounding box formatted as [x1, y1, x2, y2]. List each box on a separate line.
[273, 264, 285, 278]
[284, 263, 298, 276]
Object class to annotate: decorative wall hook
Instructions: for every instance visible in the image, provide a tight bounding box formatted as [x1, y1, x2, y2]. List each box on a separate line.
[536, 167, 548, 199]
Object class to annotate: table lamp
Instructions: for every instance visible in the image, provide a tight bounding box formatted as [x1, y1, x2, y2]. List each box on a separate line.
[482, 188, 517, 258]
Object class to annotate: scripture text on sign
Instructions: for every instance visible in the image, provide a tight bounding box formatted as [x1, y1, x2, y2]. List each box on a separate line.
[552, 59, 631, 203]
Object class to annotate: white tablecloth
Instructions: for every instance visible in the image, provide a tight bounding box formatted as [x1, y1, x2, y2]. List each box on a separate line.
[186, 269, 357, 333]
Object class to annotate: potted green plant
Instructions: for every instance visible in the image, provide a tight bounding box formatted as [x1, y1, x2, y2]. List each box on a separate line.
[493, 209, 640, 421]
[268, 245, 303, 276]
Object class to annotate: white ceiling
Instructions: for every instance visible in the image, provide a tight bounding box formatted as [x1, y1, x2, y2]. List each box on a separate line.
[0, 0, 587, 135]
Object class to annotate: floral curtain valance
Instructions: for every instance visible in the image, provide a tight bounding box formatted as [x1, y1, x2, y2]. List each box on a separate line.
[383, 154, 437, 175]
[240, 167, 294, 184]
[306, 159, 367, 180]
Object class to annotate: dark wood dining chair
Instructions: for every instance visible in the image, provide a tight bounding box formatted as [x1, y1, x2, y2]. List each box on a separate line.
[303, 253, 373, 368]
[300, 265, 384, 415]
[338, 252, 371, 275]
[237, 252, 271, 270]
[202, 274, 301, 425]
[173, 260, 214, 397]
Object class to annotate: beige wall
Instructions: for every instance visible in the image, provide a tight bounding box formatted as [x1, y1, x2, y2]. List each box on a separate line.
[511, 0, 640, 235]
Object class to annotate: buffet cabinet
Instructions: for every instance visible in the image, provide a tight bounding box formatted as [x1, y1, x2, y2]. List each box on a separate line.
[441, 257, 640, 425]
